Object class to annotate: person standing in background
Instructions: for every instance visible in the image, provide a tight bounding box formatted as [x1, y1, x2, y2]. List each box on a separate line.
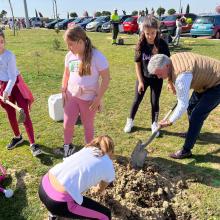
[110, 9, 120, 45]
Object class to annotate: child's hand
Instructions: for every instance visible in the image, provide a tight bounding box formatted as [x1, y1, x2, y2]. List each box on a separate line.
[89, 97, 101, 111]
[2, 91, 9, 103]
[138, 81, 144, 94]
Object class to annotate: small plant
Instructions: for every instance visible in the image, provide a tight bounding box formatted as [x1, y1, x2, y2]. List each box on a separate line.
[54, 28, 60, 34]
[52, 38, 61, 50]
[33, 51, 41, 74]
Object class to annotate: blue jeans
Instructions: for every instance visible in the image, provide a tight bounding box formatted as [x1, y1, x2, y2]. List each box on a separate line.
[183, 84, 220, 152]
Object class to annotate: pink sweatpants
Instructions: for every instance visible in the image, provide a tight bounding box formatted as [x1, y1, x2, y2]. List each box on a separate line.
[63, 91, 96, 145]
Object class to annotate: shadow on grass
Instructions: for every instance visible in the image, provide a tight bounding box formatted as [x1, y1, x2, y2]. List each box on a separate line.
[161, 130, 220, 145]
[0, 170, 27, 220]
[38, 143, 84, 164]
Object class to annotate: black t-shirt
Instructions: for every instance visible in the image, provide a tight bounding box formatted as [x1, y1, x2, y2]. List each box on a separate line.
[134, 38, 170, 78]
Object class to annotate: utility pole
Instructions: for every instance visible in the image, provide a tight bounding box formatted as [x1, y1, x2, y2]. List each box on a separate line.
[179, 0, 182, 13]
[53, 0, 58, 20]
[23, 0, 30, 28]
[8, 0, 15, 36]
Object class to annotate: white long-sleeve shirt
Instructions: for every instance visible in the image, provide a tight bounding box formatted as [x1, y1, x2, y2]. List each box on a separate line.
[0, 50, 19, 95]
[169, 72, 193, 123]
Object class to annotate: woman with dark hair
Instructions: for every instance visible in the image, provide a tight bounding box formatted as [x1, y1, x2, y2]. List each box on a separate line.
[124, 16, 170, 135]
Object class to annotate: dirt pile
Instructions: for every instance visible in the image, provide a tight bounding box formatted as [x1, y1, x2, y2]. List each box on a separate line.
[85, 156, 192, 220]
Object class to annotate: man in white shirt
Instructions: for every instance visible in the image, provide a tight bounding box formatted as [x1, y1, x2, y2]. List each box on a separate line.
[148, 52, 220, 159]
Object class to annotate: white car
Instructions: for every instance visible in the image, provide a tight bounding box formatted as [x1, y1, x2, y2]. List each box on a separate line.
[86, 16, 110, 32]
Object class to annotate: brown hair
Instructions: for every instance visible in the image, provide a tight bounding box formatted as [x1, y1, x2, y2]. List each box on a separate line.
[64, 26, 95, 76]
[135, 15, 160, 60]
[85, 135, 115, 156]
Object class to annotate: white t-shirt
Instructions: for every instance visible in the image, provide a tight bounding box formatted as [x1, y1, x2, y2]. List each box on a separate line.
[50, 147, 115, 205]
[0, 50, 19, 95]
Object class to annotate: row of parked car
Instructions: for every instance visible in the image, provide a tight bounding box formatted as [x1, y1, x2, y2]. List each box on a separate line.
[43, 13, 220, 39]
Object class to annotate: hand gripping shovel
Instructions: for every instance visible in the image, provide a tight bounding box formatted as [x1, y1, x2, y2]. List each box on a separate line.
[130, 103, 177, 169]
[0, 95, 26, 123]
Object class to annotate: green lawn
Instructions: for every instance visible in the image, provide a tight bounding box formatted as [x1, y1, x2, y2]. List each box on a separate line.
[0, 29, 220, 220]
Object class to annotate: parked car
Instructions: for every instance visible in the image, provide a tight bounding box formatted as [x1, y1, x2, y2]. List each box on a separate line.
[123, 16, 138, 34]
[45, 19, 64, 29]
[30, 17, 43, 27]
[101, 15, 131, 33]
[86, 16, 110, 32]
[67, 17, 91, 29]
[190, 14, 220, 39]
[160, 13, 197, 35]
[77, 17, 96, 29]
[54, 18, 75, 30]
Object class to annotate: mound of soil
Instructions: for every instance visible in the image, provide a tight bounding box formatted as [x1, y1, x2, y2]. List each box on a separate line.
[85, 156, 192, 220]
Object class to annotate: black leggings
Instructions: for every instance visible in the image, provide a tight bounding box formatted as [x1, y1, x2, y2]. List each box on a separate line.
[38, 179, 111, 220]
[129, 77, 163, 123]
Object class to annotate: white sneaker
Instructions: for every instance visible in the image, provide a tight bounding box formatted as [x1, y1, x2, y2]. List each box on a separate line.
[151, 121, 160, 137]
[124, 118, 134, 133]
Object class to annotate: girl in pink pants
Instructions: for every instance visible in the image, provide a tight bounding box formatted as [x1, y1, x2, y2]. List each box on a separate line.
[61, 26, 110, 157]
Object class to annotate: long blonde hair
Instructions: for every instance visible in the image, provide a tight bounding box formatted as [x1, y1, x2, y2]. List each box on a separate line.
[85, 135, 115, 156]
[64, 26, 95, 76]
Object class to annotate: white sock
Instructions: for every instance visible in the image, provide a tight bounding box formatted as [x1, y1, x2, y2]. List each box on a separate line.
[15, 135, 21, 139]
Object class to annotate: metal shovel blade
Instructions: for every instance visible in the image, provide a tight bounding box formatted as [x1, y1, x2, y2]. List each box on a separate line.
[130, 128, 160, 169]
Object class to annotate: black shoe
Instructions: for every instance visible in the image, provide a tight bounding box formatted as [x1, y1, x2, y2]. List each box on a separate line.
[63, 144, 76, 158]
[7, 135, 24, 150]
[30, 144, 42, 157]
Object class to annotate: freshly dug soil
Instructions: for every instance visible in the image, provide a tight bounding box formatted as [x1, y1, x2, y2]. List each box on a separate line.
[61, 156, 193, 220]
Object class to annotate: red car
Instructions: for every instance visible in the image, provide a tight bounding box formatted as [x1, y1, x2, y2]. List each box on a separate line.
[123, 16, 138, 34]
[160, 13, 197, 36]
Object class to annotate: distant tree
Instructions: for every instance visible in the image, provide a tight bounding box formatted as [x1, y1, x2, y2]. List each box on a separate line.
[186, 4, 190, 13]
[131, 10, 138, 16]
[102, 11, 111, 16]
[70, 12, 78, 18]
[0, 10, 7, 19]
[167, 8, 176, 15]
[156, 7, 165, 17]
[94, 11, 102, 17]
[39, 12, 43, 17]
[180, 7, 183, 13]
[83, 10, 89, 17]
[151, 7, 155, 15]
[122, 10, 126, 15]
[145, 8, 148, 15]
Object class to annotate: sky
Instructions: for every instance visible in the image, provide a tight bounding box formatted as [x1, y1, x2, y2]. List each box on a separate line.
[1, 0, 220, 18]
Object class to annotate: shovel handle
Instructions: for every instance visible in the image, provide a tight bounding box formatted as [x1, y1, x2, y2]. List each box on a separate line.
[141, 103, 177, 148]
[0, 95, 23, 112]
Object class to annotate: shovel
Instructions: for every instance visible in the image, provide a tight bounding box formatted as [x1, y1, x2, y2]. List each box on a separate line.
[0, 95, 26, 123]
[130, 103, 177, 169]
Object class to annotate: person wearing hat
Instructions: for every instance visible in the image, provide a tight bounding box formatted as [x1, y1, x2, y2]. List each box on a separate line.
[110, 9, 120, 45]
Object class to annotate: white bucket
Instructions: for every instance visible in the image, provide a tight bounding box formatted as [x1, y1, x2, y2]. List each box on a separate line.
[48, 93, 63, 121]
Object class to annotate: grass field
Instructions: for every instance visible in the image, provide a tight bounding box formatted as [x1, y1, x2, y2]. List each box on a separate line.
[0, 28, 220, 220]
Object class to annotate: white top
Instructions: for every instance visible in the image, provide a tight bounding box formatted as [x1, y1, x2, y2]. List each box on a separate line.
[169, 72, 193, 123]
[65, 48, 109, 100]
[0, 50, 19, 95]
[50, 147, 115, 205]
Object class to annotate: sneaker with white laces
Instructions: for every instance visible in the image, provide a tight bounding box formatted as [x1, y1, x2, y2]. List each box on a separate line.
[30, 144, 42, 157]
[63, 144, 76, 158]
[124, 118, 134, 133]
[151, 121, 160, 138]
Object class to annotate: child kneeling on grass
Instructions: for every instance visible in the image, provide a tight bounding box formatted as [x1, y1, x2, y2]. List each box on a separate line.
[39, 135, 115, 220]
[0, 30, 41, 157]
